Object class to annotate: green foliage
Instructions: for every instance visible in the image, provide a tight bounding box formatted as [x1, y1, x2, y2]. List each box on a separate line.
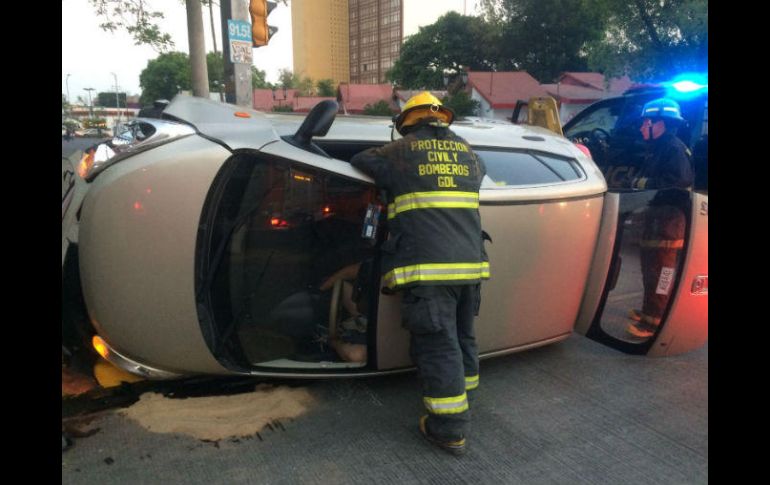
[492, 0, 609, 82]
[139, 52, 191, 105]
[89, 0, 174, 52]
[584, 0, 708, 81]
[97, 92, 128, 107]
[363, 100, 395, 116]
[297, 77, 315, 96]
[477, 0, 708, 82]
[316, 79, 336, 97]
[206, 52, 224, 91]
[441, 91, 480, 117]
[388, 12, 501, 89]
[272, 105, 294, 112]
[63, 119, 80, 131]
[252, 66, 272, 89]
[83, 118, 108, 129]
[278, 68, 297, 89]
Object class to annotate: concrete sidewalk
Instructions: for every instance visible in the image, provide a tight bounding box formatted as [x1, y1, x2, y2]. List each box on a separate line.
[61, 334, 707, 484]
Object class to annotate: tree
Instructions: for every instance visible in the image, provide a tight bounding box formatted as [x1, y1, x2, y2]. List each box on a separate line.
[584, 0, 708, 81]
[363, 100, 395, 116]
[278, 68, 298, 89]
[479, 0, 707, 82]
[139, 52, 192, 104]
[316, 79, 336, 97]
[207, 51, 224, 91]
[388, 12, 501, 89]
[90, 0, 291, 51]
[479, 0, 609, 82]
[252, 66, 272, 89]
[89, 0, 174, 51]
[441, 91, 480, 117]
[297, 76, 315, 96]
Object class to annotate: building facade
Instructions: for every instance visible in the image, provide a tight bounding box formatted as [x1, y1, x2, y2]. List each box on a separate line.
[349, 0, 403, 84]
[291, 0, 350, 86]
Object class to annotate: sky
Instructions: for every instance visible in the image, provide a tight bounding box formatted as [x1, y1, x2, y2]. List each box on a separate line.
[62, 0, 481, 102]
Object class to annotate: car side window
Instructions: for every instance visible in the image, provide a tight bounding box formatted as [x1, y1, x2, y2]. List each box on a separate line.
[563, 102, 620, 138]
[477, 149, 583, 187]
[205, 155, 377, 366]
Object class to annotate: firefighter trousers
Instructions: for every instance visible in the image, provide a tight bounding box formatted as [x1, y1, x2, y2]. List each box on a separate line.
[640, 204, 686, 324]
[401, 284, 480, 441]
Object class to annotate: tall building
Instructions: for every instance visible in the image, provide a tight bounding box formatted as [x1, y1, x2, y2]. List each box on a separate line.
[349, 0, 403, 84]
[292, 0, 403, 86]
[291, 0, 350, 86]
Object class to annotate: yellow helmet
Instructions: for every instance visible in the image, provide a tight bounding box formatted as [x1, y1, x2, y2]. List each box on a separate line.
[394, 91, 455, 134]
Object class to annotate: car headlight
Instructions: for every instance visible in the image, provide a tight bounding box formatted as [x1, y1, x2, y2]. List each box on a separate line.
[77, 119, 196, 180]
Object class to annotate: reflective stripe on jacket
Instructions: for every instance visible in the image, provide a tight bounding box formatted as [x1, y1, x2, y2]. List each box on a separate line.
[351, 122, 489, 290]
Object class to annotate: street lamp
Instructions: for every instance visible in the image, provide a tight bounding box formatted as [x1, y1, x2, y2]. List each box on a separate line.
[111, 72, 121, 128]
[84, 87, 95, 119]
[65, 73, 71, 110]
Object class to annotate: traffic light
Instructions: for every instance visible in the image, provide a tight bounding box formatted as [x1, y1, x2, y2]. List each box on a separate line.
[249, 0, 279, 47]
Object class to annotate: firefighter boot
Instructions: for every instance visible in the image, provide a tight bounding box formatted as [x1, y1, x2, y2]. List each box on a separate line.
[626, 313, 661, 339]
[419, 415, 466, 456]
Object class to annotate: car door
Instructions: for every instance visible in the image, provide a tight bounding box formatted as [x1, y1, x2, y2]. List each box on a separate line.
[198, 138, 388, 375]
[573, 187, 708, 356]
[565, 91, 708, 356]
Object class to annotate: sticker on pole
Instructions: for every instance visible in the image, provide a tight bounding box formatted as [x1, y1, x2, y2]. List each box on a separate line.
[228, 20, 253, 65]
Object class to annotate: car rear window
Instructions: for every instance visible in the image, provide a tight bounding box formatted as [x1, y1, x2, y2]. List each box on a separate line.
[476, 149, 583, 187]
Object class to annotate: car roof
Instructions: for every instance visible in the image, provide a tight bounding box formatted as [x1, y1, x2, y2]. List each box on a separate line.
[164, 94, 583, 159]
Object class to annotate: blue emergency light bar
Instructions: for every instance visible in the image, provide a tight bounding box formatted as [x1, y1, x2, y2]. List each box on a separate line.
[664, 73, 708, 99]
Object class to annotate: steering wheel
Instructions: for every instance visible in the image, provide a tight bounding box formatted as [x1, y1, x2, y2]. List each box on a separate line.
[590, 128, 610, 144]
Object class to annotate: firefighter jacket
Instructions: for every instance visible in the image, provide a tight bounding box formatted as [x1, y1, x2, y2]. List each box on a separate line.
[351, 121, 489, 290]
[631, 131, 694, 206]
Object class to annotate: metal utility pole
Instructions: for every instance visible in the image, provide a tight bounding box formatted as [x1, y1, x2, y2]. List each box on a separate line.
[221, 0, 253, 107]
[186, 0, 210, 98]
[209, 0, 218, 54]
[111, 72, 121, 127]
[84, 88, 95, 119]
[65, 74, 71, 108]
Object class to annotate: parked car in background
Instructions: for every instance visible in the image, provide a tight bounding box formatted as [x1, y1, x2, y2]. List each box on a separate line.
[61, 94, 707, 380]
[74, 128, 109, 138]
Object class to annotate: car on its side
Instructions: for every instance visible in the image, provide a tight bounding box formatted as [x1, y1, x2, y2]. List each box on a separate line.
[61, 95, 708, 380]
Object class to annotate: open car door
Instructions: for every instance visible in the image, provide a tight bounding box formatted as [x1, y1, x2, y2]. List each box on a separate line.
[573, 188, 708, 356]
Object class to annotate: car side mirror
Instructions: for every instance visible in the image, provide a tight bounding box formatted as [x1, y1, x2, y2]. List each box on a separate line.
[283, 99, 339, 157]
[294, 99, 338, 145]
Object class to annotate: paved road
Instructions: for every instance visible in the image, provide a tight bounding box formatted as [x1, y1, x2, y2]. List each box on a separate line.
[61, 334, 707, 484]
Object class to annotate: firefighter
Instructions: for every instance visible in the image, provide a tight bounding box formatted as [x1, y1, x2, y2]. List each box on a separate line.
[350, 92, 489, 455]
[626, 98, 693, 339]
